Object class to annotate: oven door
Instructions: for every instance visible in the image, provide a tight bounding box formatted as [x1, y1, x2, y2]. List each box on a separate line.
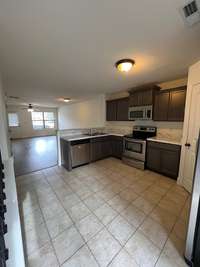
[123, 138, 146, 161]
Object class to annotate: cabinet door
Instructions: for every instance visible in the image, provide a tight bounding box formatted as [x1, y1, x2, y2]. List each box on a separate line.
[141, 90, 153, 106]
[112, 138, 123, 158]
[153, 91, 170, 121]
[91, 142, 102, 162]
[60, 139, 72, 170]
[117, 98, 129, 121]
[102, 140, 112, 158]
[160, 149, 180, 179]
[106, 100, 117, 121]
[129, 92, 139, 106]
[146, 146, 161, 172]
[168, 89, 186, 121]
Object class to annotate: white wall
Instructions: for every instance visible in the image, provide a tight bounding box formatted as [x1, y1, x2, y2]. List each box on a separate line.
[0, 75, 10, 160]
[58, 95, 105, 130]
[7, 105, 58, 139]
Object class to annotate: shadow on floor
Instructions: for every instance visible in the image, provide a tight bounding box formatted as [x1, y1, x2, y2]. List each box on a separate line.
[12, 136, 58, 176]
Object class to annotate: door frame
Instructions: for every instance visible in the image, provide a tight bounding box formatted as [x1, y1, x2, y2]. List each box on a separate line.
[178, 60, 200, 192]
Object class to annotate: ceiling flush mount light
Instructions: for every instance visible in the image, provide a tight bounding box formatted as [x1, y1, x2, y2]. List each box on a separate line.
[115, 59, 135, 72]
[63, 98, 70, 103]
[28, 104, 34, 112]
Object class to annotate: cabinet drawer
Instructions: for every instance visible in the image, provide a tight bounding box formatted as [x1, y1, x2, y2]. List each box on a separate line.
[147, 141, 181, 152]
[90, 136, 111, 143]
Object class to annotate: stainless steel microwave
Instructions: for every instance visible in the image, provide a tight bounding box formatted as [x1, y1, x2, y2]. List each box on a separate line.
[128, 105, 152, 120]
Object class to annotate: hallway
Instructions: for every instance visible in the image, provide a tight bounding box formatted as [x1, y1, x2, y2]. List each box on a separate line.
[12, 136, 58, 176]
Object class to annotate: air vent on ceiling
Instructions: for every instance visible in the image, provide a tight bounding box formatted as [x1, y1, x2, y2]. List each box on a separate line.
[182, 0, 200, 26]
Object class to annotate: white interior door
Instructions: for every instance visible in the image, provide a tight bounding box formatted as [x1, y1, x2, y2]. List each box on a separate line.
[182, 83, 200, 191]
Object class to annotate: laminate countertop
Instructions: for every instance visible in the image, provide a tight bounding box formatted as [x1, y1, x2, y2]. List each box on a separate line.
[147, 137, 181, 146]
[61, 133, 124, 142]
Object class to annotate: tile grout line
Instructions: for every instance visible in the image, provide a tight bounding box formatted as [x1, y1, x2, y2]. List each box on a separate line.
[18, 178, 61, 266]
[51, 166, 143, 267]
[41, 164, 173, 266]
[60, 168, 160, 267]
[20, 161, 189, 267]
[118, 181, 180, 266]
[33, 172, 62, 267]
[153, 194, 190, 267]
[144, 183, 187, 267]
[59, 170, 128, 267]
[42, 169, 102, 267]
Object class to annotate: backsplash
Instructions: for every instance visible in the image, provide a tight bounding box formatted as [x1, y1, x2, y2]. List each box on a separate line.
[58, 122, 183, 142]
[156, 127, 183, 142]
[105, 121, 183, 142]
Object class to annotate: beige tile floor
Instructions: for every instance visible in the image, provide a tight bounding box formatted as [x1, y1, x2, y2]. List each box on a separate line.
[16, 158, 190, 267]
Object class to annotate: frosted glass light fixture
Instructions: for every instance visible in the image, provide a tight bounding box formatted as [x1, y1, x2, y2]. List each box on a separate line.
[115, 59, 135, 72]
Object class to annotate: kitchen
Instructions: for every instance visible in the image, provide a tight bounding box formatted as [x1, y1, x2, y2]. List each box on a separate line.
[0, 1, 200, 267]
[59, 79, 186, 181]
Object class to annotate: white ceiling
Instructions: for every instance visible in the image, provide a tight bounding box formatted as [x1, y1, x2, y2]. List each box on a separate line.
[0, 0, 200, 107]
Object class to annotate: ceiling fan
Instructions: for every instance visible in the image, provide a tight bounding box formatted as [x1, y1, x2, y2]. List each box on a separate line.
[21, 104, 40, 112]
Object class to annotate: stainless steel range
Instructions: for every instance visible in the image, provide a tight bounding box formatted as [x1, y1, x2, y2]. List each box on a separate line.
[123, 126, 157, 169]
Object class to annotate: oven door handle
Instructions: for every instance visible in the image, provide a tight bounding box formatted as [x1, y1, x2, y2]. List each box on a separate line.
[124, 138, 146, 144]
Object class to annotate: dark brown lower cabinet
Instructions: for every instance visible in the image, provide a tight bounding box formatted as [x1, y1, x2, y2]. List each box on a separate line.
[60, 139, 72, 170]
[90, 141, 102, 162]
[146, 141, 181, 179]
[90, 136, 123, 162]
[111, 136, 123, 159]
[61, 135, 124, 170]
[90, 136, 112, 162]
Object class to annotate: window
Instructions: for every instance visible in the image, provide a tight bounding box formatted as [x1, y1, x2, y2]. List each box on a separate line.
[31, 111, 55, 130]
[44, 112, 55, 129]
[31, 112, 44, 130]
[8, 113, 19, 127]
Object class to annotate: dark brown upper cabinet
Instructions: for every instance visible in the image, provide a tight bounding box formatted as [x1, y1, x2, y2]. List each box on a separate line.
[168, 88, 186, 121]
[153, 86, 186, 122]
[106, 97, 129, 121]
[153, 91, 170, 121]
[106, 100, 117, 121]
[116, 97, 129, 121]
[129, 84, 160, 107]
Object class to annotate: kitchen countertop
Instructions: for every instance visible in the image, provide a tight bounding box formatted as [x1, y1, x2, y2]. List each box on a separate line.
[61, 133, 124, 141]
[147, 137, 181, 146]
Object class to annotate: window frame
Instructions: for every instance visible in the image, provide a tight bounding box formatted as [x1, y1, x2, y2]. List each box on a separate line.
[31, 111, 56, 130]
[8, 112, 20, 127]
[43, 112, 56, 129]
[31, 111, 44, 130]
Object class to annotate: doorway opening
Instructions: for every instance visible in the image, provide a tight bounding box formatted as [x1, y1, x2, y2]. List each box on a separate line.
[12, 136, 58, 176]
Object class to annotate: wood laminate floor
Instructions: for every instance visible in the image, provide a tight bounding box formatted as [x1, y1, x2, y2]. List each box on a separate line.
[12, 136, 58, 176]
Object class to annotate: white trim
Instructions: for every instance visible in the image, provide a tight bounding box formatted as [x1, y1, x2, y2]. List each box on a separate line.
[178, 60, 200, 192]
[4, 157, 25, 267]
